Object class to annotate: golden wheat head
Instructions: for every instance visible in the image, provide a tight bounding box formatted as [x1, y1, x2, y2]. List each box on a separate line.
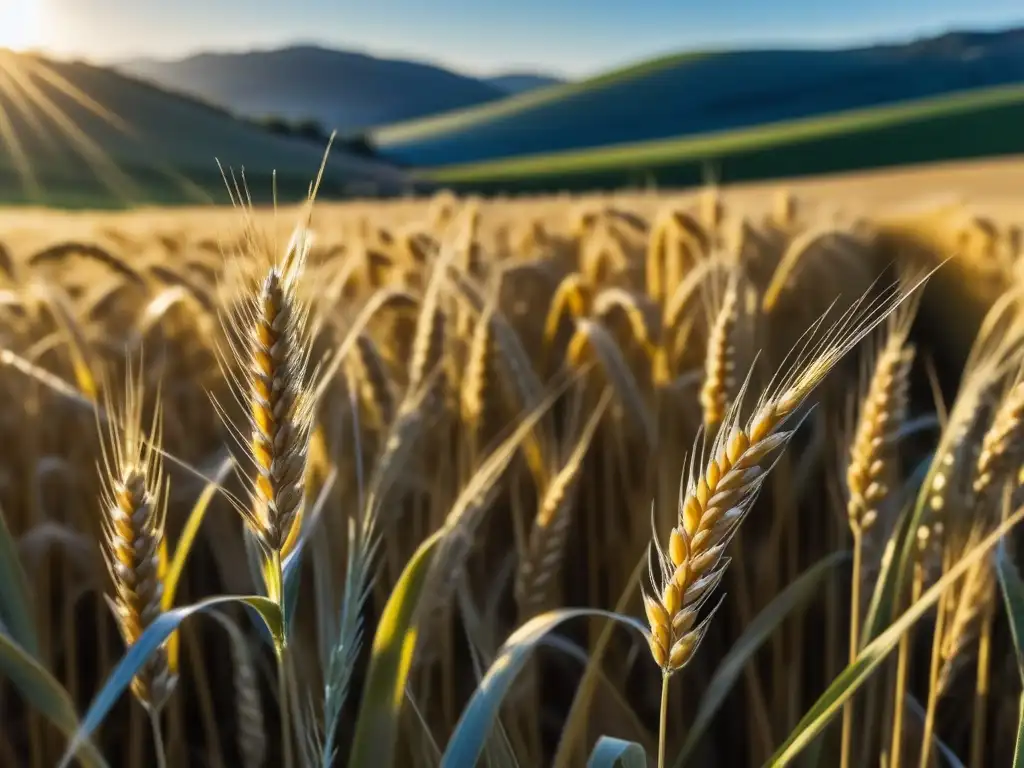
[213, 222, 318, 579]
[97, 361, 177, 712]
[645, 269, 934, 673]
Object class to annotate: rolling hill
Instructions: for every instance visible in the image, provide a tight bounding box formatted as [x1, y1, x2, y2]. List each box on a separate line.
[0, 52, 411, 207]
[373, 26, 1024, 168]
[118, 46, 512, 135]
[418, 83, 1024, 192]
[484, 73, 565, 95]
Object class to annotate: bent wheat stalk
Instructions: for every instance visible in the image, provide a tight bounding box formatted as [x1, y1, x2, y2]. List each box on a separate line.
[644, 269, 933, 768]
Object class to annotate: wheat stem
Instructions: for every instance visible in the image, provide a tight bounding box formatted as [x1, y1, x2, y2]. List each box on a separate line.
[149, 708, 167, 768]
[277, 647, 293, 768]
[970, 598, 995, 768]
[919, 584, 947, 768]
[891, 564, 923, 768]
[840, 525, 863, 768]
[658, 672, 670, 768]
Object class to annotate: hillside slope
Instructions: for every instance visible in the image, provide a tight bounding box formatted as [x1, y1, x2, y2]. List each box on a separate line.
[0, 52, 410, 206]
[419, 84, 1024, 192]
[374, 27, 1024, 167]
[119, 46, 508, 134]
[484, 73, 565, 95]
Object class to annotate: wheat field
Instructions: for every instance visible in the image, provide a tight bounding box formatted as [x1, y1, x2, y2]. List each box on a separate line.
[1, 160, 1024, 768]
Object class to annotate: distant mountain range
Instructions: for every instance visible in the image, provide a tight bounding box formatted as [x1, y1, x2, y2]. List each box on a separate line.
[117, 46, 566, 135]
[371, 24, 1024, 169]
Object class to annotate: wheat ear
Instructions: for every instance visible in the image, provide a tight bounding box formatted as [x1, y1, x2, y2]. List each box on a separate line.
[973, 375, 1024, 500]
[212, 224, 318, 608]
[515, 390, 610, 616]
[700, 269, 748, 432]
[847, 290, 920, 554]
[645, 271, 931, 675]
[97, 360, 177, 714]
[840, 294, 917, 768]
[931, 374, 1024, 693]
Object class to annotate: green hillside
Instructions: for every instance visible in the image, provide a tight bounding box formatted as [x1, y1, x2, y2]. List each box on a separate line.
[418, 84, 1024, 192]
[0, 52, 411, 207]
[373, 28, 1024, 170]
[375, 51, 712, 144]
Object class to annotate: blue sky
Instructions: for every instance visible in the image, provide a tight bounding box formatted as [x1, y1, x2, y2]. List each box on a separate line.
[40, 0, 1024, 78]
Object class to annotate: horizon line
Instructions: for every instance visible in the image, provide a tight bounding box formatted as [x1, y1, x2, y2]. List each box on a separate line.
[24, 17, 1024, 84]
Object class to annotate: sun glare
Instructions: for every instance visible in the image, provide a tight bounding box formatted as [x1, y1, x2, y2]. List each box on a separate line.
[0, 2, 41, 52]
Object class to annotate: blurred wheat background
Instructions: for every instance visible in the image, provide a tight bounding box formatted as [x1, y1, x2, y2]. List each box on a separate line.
[2, 167, 1024, 767]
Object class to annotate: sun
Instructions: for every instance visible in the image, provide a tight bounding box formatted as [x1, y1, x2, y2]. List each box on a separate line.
[0, 2, 41, 52]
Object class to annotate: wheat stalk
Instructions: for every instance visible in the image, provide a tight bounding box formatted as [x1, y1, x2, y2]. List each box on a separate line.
[840, 293, 918, 768]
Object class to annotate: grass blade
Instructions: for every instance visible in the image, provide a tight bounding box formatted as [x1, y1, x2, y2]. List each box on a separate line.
[0, 500, 38, 656]
[348, 527, 445, 768]
[996, 538, 1024, 768]
[675, 551, 848, 766]
[587, 736, 647, 768]
[439, 608, 648, 768]
[57, 594, 282, 768]
[1015, 696, 1024, 768]
[996, 539, 1024, 681]
[768, 501, 1024, 766]
[0, 631, 107, 768]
